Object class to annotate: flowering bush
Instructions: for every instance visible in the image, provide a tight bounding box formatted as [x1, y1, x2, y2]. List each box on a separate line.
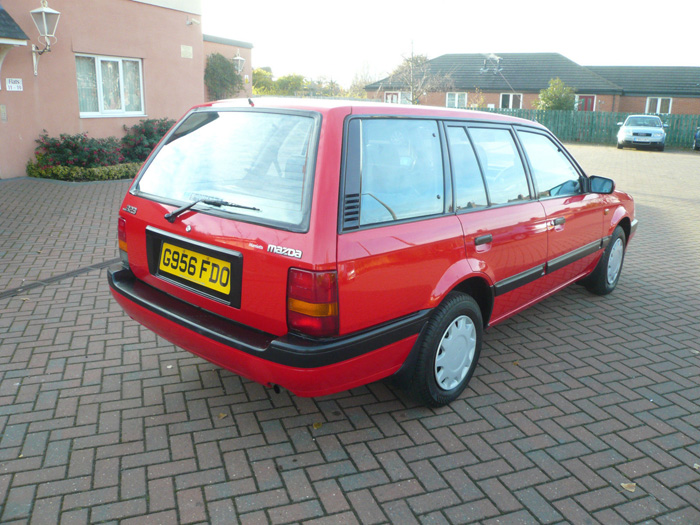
[33, 131, 123, 169]
[121, 118, 175, 163]
[27, 118, 174, 181]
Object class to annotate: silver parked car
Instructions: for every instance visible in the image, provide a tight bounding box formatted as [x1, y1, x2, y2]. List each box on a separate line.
[617, 115, 667, 151]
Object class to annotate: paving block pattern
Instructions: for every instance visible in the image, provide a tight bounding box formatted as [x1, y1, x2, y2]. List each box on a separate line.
[1, 146, 699, 523]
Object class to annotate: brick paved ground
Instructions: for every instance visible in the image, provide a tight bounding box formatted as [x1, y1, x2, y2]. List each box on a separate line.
[1, 146, 699, 524]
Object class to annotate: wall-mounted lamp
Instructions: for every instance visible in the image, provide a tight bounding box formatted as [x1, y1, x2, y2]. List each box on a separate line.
[232, 50, 245, 74]
[30, 0, 60, 76]
[186, 16, 200, 25]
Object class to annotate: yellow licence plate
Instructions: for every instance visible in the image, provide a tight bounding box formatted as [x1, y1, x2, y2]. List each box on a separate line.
[159, 242, 231, 295]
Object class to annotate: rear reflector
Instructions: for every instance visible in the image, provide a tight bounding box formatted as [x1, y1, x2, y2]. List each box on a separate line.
[287, 268, 339, 337]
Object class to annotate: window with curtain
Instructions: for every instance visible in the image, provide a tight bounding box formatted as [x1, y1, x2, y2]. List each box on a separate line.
[75, 54, 144, 116]
[500, 93, 522, 109]
[646, 97, 672, 114]
[446, 92, 468, 109]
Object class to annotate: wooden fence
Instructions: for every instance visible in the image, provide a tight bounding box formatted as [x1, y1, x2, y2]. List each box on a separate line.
[479, 108, 700, 149]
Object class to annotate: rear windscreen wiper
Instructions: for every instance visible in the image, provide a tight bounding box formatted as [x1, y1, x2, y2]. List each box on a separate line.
[164, 198, 260, 223]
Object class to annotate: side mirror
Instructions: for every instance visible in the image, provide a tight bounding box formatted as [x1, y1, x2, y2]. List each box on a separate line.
[616, 122, 623, 126]
[590, 176, 615, 194]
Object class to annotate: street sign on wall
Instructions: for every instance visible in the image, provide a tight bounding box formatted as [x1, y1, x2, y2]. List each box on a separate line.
[5, 78, 23, 91]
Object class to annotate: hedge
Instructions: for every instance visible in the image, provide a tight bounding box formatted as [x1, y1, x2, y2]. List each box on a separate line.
[27, 161, 141, 182]
[25, 118, 175, 182]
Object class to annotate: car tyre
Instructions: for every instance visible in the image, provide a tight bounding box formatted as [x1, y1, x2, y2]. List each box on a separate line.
[617, 143, 623, 149]
[410, 292, 483, 407]
[658, 144, 665, 152]
[582, 225, 627, 296]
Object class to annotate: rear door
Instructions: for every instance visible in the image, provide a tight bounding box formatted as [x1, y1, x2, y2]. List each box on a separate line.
[337, 117, 466, 334]
[516, 129, 605, 288]
[445, 123, 549, 324]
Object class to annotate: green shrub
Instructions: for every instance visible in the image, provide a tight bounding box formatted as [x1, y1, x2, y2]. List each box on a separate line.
[205, 53, 244, 101]
[27, 120, 174, 181]
[27, 160, 140, 182]
[33, 131, 123, 169]
[121, 118, 175, 163]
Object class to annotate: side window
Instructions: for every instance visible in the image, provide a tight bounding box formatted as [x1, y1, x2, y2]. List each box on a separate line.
[446, 127, 488, 210]
[359, 119, 444, 226]
[518, 131, 583, 198]
[468, 127, 530, 205]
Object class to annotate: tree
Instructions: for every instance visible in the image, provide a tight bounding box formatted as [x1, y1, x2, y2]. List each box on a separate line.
[275, 74, 307, 96]
[535, 78, 576, 110]
[204, 53, 244, 101]
[346, 67, 378, 99]
[252, 68, 275, 95]
[385, 53, 453, 105]
[469, 87, 487, 109]
[305, 77, 345, 98]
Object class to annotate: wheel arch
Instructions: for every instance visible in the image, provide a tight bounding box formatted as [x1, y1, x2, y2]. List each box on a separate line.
[614, 216, 632, 246]
[391, 273, 493, 388]
[450, 276, 494, 328]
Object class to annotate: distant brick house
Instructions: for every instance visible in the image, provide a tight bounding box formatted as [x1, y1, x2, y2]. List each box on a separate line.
[365, 53, 700, 116]
[0, 0, 253, 180]
[587, 66, 700, 115]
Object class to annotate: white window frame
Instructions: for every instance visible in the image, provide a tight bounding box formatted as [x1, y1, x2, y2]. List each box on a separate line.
[646, 97, 672, 114]
[76, 53, 145, 118]
[500, 93, 523, 109]
[446, 92, 468, 109]
[384, 91, 411, 104]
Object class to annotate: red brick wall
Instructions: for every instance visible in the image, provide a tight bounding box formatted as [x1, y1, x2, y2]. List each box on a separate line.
[668, 98, 700, 115]
[618, 96, 700, 115]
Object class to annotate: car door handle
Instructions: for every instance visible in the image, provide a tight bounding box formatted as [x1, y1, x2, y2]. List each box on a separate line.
[552, 217, 566, 226]
[474, 234, 493, 246]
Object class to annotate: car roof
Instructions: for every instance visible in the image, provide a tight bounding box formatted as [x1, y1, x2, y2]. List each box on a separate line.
[202, 97, 548, 130]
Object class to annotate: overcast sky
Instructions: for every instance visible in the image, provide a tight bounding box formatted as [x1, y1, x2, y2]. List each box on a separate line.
[201, 0, 699, 88]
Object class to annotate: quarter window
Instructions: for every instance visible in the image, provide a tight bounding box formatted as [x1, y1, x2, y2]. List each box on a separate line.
[518, 131, 583, 198]
[468, 128, 530, 205]
[358, 119, 444, 225]
[446, 127, 488, 210]
[76, 54, 144, 116]
[500, 93, 522, 109]
[446, 92, 468, 109]
[646, 97, 672, 114]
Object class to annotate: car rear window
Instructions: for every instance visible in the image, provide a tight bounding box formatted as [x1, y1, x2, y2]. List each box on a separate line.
[134, 110, 317, 230]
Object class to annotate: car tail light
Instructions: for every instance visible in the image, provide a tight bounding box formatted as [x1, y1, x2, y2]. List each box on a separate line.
[118, 217, 129, 267]
[287, 268, 339, 337]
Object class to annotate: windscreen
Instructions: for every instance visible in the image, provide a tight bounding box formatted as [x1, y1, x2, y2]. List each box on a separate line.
[626, 116, 662, 127]
[135, 110, 317, 229]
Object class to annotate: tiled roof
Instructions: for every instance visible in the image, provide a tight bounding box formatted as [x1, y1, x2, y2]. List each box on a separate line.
[0, 5, 29, 41]
[366, 53, 622, 94]
[587, 66, 700, 97]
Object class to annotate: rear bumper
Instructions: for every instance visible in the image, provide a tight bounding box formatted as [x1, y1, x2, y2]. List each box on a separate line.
[108, 266, 424, 396]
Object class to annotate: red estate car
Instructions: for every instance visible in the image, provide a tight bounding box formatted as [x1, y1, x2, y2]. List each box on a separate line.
[108, 99, 637, 407]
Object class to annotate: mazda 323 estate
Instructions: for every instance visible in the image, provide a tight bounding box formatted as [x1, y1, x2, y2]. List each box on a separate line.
[108, 99, 637, 407]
